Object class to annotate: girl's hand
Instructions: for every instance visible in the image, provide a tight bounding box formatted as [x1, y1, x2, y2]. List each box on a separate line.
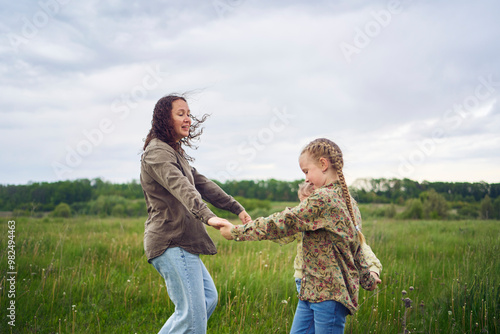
[369, 271, 382, 290]
[238, 210, 252, 224]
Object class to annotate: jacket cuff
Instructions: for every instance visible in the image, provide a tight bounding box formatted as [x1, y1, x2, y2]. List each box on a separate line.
[196, 207, 216, 225]
[231, 224, 259, 241]
[360, 271, 376, 291]
[230, 201, 245, 216]
[231, 226, 243, 241]
[369, 266, 380, 276]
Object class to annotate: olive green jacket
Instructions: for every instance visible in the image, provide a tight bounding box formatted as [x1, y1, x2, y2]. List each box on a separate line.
[140, 138, 244, 261]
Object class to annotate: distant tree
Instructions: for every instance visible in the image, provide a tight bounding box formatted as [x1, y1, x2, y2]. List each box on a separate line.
[112, 204, 126, 217]
[480, 195, 493, 219]
[421, 189, 449, 219]
[89, 195, 127, 217]
[456, 202, 479, 219]
[401, 199, 423, 219]
[492, 197, 500, 220]
[52, 202, 71, 218]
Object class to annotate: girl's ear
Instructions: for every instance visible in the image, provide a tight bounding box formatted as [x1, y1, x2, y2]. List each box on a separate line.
[319, 157, 329, 172]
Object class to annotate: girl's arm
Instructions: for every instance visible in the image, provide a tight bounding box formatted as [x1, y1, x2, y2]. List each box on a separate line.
[355, 246, 378, 291]
[353, 200, 382, 278]
[272, 233, 299, 246]
[361, 243, 382, 276]
[227, 194, 327, 242]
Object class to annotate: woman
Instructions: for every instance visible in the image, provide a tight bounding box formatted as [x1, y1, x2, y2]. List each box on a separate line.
[140, 94, 251, 333]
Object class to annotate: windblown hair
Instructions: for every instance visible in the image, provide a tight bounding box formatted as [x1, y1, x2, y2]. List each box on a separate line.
[300, 138, 366, 244]
[143, 94, 209, 161]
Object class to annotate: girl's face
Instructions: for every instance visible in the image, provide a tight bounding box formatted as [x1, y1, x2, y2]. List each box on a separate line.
[171, 99, 191, 142]
[299, 152, 327, 190]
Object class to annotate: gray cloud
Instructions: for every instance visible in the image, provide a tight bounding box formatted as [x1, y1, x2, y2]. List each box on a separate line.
[1, 0, 499, 185]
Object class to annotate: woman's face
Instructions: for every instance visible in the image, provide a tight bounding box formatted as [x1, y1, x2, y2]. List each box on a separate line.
[171, 99, 191, 142]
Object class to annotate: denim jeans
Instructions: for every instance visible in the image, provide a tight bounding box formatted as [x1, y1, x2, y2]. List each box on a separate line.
[151, 247, 218, 334]
[290, 278, 349, 334]
[295, 278, 302, 294]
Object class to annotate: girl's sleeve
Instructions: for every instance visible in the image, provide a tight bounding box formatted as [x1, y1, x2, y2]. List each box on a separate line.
[355, 246, 377, 291]
[353, 200, 382, 275]
[231, 194, 325, 242]
[361, 243, 382, 276]
[272, 233, 298, 245]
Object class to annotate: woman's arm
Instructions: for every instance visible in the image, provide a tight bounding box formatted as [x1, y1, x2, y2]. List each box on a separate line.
[191, 166, 247, 217]
[142, 146, 216, 224]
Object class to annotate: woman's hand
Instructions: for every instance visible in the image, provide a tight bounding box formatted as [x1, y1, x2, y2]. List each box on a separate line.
[207, 217, 231, 230]
[219, 221, 235, 240]
[238, 210, 252, 224]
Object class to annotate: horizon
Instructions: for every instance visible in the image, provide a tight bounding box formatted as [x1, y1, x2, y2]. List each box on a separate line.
[2, 175, 498, 188]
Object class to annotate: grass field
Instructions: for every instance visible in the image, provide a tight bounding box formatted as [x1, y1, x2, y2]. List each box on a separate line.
[0, 213, 498, 333]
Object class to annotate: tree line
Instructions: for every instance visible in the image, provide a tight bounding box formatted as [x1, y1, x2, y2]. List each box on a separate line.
[351, 178, 500, 203]
[1, 177, 499, 219]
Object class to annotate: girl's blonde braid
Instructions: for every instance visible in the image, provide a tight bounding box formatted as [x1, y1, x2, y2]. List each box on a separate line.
[335, 158, 366, 244]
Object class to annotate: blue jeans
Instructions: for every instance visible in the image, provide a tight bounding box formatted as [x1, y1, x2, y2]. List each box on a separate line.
[291, 278, 350, 334]
[295, 278, 302, 294]
[151, 247, 218, 334]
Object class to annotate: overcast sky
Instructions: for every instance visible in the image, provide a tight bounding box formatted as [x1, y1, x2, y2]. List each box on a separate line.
[1, 0, 499, 186]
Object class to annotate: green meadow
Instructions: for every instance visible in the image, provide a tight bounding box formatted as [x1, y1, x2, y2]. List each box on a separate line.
[0, 209, 498, 333]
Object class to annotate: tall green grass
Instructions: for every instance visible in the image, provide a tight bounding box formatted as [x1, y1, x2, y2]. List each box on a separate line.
[0, 216, 498, 333]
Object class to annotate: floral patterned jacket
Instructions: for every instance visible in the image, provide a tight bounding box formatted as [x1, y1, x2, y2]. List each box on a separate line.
[231, 182, 376, 314]
[274, 200, 382, 279]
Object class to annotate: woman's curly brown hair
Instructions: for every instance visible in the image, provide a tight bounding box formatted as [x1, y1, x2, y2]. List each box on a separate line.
[143, 94, 209, 161]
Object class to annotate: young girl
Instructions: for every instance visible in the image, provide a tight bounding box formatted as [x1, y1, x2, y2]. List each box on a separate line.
[275, 182, 382, 295]
[220, 138, 380, 334]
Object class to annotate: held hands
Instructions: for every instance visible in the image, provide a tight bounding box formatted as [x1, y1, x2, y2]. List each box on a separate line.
[219, 221, 234, 240]
[207, 217, 235, 240]
[207, 217, 231, 230]
[208, 211, 250, 241]
[225, 211, 250, 240]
